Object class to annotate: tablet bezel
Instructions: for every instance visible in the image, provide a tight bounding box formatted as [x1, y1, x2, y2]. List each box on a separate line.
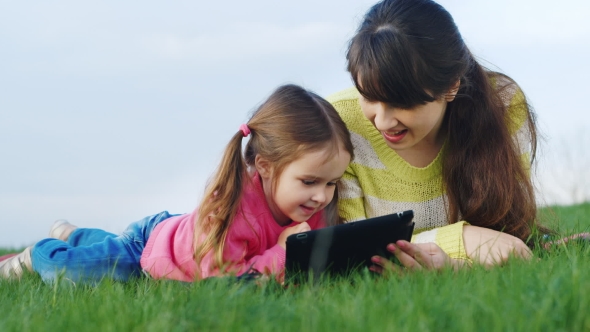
[285, 210, 415, 282]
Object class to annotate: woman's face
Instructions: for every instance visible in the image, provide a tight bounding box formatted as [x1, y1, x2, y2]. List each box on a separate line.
[358, 95, 449, 155]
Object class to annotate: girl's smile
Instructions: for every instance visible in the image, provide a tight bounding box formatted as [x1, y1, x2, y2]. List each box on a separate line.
[258, 144, 351, 226]
[299, 204, 317, 216]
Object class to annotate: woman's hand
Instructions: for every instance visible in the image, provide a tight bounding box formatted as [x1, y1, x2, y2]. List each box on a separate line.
[370, 225, 533, 274]
[462, 225, 532, 266]
[369, 240, 453, 274]
[277, 222, 311, 250]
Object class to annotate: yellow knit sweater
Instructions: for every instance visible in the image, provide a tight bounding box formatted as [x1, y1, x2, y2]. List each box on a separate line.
[328, 76, 530, 261]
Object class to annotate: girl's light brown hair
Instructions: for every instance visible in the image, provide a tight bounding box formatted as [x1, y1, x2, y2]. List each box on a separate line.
[347, 0, 549, 243]
[193, 84, 353, 271]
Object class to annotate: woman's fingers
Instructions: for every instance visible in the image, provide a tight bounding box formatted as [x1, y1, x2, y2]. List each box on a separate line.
[392, 241, 452, 270]
[369, 255, 404, 275]
[370, 241, 454, 275]
[387, 242, 424, 271]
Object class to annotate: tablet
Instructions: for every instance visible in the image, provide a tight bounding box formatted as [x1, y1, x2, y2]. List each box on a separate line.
[285, 210, 415, 282]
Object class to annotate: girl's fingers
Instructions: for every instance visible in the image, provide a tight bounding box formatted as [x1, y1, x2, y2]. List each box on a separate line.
[295, 222, 311, 233]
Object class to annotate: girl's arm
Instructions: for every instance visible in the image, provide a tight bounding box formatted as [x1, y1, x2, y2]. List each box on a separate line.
[212, 222, 311, 279]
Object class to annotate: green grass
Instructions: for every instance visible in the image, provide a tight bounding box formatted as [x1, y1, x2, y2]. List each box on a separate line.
[539, 202, 590, 234]
[1, 203, 589, 332]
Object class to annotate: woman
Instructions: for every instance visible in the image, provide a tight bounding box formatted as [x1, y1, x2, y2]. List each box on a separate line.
[330, 0, 546, 271]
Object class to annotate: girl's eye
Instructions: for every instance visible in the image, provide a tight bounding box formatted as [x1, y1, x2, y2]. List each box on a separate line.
[327, 181, 338, 186]
[302, 180, 315, 186]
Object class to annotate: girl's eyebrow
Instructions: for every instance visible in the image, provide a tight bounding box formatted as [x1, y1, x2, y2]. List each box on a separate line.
[300, 174, 341, 182]
[299, 174, 318, 178]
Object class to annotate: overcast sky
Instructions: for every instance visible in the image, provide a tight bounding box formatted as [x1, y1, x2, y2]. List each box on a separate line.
[1, 0, 589, 248]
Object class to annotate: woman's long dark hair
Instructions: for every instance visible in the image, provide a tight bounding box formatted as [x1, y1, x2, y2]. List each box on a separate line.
[347, 0, 546, 243]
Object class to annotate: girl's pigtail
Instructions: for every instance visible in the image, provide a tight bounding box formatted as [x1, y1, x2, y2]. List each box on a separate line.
[193, 129, 250, 271]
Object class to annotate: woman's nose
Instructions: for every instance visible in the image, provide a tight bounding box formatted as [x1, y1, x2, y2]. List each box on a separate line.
[372, 102, 398, 131]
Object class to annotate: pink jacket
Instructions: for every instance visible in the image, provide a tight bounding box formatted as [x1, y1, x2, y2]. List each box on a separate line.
[140, 173, 326, 281]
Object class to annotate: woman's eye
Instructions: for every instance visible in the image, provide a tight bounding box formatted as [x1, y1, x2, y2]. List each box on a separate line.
[360, 95, 375, 103]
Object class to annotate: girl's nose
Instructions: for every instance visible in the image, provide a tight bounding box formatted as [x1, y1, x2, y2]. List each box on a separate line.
[312, 188, 327, 204]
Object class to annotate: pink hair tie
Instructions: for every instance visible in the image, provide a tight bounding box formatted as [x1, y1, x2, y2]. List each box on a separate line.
[239, 123, 251, 137]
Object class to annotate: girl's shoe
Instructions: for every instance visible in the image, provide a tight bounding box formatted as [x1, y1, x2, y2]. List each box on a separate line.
[0, 247, 32, 279]
[0, 253, 18, 262]
[49, 220, 78, 241]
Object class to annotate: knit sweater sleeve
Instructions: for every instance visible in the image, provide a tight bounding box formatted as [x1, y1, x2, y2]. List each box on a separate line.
[412, 221, 470, 261]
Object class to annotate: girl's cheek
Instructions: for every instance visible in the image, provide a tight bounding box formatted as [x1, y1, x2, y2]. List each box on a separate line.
[327, 189, 336, 204]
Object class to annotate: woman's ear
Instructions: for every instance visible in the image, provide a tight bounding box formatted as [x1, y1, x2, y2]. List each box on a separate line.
[445, 79, 461, 102]
[254, 155, 272, 179]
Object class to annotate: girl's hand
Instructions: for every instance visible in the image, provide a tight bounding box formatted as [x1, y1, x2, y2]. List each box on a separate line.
[369, 241, 453, 274]
[462, 225, 532, 266]
[277, 222, 311, 250]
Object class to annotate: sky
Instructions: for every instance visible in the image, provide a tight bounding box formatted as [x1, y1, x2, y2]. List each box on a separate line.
[1, 0, 589, 248]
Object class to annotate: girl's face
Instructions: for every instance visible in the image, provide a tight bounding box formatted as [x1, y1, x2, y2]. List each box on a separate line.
[358, 95, 448, 161]
[258, 145, 351, 226]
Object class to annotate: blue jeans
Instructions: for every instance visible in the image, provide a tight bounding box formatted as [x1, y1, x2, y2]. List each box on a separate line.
[31, 211, 177, 284]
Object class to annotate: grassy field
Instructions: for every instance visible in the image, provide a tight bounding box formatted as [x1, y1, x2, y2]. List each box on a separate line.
[539, 202, 590, 234]
[1, 203, 589, 331]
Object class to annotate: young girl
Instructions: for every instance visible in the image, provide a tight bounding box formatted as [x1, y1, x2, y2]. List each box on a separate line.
[329, 0, 547, 270]
[0, 84, 353, 283]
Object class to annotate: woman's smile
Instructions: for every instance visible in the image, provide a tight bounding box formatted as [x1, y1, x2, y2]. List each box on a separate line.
[382, 129, 408, 143]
